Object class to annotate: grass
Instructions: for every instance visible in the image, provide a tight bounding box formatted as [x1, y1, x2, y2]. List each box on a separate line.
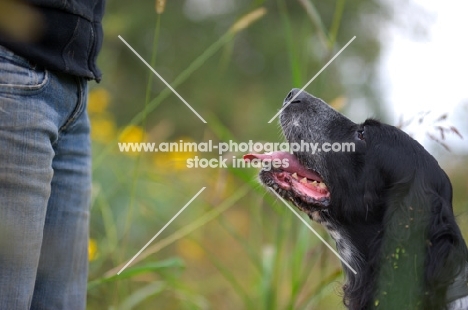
[87, 1, 363, 309]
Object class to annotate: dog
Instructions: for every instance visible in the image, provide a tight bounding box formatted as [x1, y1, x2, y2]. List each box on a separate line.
[245, 89, 468, 309]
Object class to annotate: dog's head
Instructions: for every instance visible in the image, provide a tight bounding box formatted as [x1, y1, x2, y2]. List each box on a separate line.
[248, 88, 452, 223]
[245, 89, 467, 309]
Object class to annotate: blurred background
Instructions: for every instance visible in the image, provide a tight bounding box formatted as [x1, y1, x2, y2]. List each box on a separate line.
[81, 0, 468, 309]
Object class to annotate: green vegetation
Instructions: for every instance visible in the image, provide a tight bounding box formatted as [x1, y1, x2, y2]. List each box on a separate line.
[87, 1, 468, 309]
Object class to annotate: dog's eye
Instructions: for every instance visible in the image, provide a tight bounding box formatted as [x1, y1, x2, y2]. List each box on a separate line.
[357, 130, 365, 140]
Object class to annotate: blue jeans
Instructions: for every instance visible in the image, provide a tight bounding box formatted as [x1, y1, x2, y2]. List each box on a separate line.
[0, 45, 91, 309]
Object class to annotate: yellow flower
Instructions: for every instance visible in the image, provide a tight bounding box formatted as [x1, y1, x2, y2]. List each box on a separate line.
[118, 125, 147, 157]
[88, 88, 110, 114]
[90, 115, 116, 143]
[153, 152, 195, 171]
[152, 137, 198, 171]
[170, 150, 197, 170]
[88, 238, 98, 261]
[119, 125, 146, 144]
[176, 239, 204, 261]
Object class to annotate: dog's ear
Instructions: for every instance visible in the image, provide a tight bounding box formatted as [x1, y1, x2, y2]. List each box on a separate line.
[375, 177, 467, 309]
[424, 189, 467, 308]
[361, 165, 387, 221]
[373, 179, 428, 309]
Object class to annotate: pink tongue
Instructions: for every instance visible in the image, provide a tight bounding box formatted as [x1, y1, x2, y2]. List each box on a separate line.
[243, 151, 323, 182]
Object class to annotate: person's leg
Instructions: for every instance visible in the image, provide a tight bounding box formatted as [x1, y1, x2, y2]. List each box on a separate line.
[31, 75, 91, 310]
[0, 45, 91, 309]
[0, 45, 54, 309]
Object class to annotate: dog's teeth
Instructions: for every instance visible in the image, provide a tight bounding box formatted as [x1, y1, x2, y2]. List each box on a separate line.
[311, 181, 318, 186]
[318, 182, 328, 189]
[300, 177, 308, 184]
[292, 173, 298, 180]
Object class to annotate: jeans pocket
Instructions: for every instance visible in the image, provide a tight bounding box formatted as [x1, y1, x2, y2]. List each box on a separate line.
[0, 45, 48, 92]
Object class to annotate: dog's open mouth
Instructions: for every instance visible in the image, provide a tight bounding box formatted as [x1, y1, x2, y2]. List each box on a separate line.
[244, 152, 330, 208]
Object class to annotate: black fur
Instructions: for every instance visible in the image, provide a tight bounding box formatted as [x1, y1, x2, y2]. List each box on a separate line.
[260, 89, 468, 309]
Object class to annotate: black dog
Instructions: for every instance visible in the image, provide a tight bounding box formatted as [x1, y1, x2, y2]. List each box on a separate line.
[245, 89, 468, 309]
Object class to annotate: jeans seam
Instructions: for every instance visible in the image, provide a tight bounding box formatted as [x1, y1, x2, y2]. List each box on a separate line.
[57, 77, 87, 135]
[0, 45, 49, 91]
[0, 69, 49, 91]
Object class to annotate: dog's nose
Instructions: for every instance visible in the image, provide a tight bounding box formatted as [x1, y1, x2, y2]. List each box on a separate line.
[283, 88, 309, 106]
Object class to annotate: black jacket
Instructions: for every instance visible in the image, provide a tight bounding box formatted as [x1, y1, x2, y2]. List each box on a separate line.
[0, 0, 105, 81]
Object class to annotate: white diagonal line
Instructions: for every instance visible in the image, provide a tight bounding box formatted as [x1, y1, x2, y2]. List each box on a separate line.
[118, 35, 207, 124]
[269, 188, 358, 275]
[117, 187, 206, 275]
[268, 36, 356, 123]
